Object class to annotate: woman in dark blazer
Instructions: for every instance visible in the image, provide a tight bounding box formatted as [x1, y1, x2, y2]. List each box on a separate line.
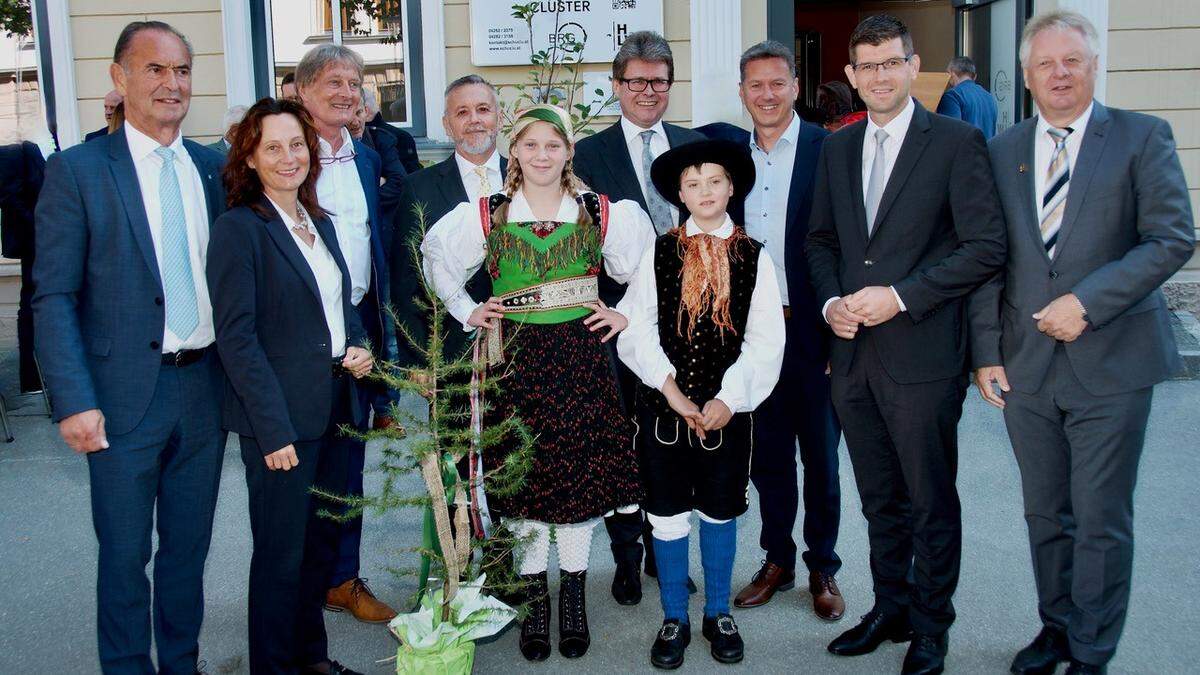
[207, 97, 373, 675]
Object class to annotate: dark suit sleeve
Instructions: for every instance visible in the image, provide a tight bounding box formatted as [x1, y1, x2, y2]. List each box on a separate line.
[31, 154, 99, 420]
[573, 142, 597, 188]
[805, 144, 844, 310]
[375, 132, 407, 224]
[966, 271, 1004, 369]
[892, 127, 1007, 322]
[1072, 118, 1195, 328]
[389, 178, 430, 367]
[206, 213, 298, 454]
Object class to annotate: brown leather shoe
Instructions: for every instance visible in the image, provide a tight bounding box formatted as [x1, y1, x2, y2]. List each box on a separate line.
[372, 415, 396, 431]
[325, 577, 397, 624]
[733, 561, 795, 608]
[809, 571, 846, 621]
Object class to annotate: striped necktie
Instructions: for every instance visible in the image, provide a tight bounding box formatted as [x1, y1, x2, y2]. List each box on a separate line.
[1040, 127, 1073, 256]
[155, 147, 199, 341]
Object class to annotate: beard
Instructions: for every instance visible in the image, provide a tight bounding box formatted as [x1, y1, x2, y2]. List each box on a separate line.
[458, 131, 498, 157]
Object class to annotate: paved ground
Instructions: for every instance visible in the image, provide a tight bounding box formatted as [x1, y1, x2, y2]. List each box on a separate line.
[1, 341, 1197, 674]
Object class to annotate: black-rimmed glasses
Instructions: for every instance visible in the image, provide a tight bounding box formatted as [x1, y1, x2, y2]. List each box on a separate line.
[319, 151, 358, 166]
[851, 56, 912, 75]
[617, 77, 673, 93]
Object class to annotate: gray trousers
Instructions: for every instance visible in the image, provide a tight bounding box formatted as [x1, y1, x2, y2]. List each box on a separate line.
[1002, 346, 1152, 666]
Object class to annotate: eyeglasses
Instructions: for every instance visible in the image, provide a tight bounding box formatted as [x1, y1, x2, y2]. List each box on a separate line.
[851, 56, 912, 75]
[319, 151, 357, 166]
[617, 77, 672, 93]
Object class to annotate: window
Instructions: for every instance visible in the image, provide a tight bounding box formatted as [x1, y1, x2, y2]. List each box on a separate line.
[262, 0, 423, 133]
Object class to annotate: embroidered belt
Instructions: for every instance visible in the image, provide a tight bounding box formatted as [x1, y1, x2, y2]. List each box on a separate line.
[498, 275, 599, 312]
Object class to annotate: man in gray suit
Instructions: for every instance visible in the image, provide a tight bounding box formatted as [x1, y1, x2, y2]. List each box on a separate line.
[969, 11, 1194, 675]
[34, 21, 227, 674]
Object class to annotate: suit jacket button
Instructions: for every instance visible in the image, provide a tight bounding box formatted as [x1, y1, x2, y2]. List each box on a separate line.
[1049, 270, 1059, 279]
[154, 297, 163, 306]
[864, 259, 874, 266]
[150, 340, 160, 350]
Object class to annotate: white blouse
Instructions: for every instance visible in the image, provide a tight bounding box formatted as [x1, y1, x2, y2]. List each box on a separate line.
[420, 190, 655, 330]
[267, 198, 347, 358]
[616, 216, 786, 414]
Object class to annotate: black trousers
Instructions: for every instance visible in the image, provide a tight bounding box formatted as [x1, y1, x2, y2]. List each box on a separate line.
[1003, 346, 1152, 666]
[750, 326, 842, 574]
[18, 256, 41, 392]
[241, 374, 354, 674]
[831, 332, 966, 635]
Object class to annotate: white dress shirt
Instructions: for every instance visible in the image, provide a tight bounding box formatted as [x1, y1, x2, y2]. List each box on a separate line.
[267, 198, 346, 358]
[124, 122, 215, 352]
[621, 116, 680, 226]
[616, 215, 786, 413]
[421, 190, 655, 330]
[315, 127, 372, 306]
[746, 111, 801, 305]
[1034, 103, 1093, 218]
[454, 149, 503, 205]
[821, 97, 917, 322]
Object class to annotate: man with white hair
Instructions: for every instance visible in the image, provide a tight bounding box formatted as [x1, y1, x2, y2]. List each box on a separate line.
[206, 104, 246, 155]
[969, 11, 1194, 674]
[363, 86, 420, 174]
[83, 89, 123, 142]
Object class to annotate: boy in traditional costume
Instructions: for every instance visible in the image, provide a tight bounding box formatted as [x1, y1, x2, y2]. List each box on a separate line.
[616, 140, 785, 669]
[421, 104, 653, 661]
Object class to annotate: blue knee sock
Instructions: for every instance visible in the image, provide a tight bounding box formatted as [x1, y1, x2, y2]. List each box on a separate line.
[652, 535, 690, 623]
[699, 518, 737, 617]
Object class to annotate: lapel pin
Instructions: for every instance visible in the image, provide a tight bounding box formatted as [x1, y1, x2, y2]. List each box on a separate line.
[1018, 163, 1027, 173]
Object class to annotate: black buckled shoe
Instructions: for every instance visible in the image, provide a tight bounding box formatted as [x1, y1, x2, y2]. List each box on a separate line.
[558, 569, 591, 658]
[902, 633, 948, 675]
[518, 572, 551, 661]
[650, 619, 691, 670]
[828, 606, 913, 656]
[302, 661, 362, 675]
[1011, 626, 1070, 674]
[611, 560, 642, 606]
[702, 613, 744, 664]
[1064, 659, 1106, 674]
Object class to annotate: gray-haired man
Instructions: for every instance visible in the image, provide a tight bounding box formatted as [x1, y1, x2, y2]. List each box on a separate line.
[969, 11, 1193, 675]
[572, 30, 704, 607]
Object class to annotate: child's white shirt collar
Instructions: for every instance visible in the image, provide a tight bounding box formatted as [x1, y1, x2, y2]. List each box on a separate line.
[684, 214, 736, 239]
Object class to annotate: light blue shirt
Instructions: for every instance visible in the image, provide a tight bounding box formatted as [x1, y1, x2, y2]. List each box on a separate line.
[745, 112, 802, 305]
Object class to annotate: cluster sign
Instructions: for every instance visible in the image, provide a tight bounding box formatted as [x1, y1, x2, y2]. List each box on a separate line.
[470, 0, 665, 66]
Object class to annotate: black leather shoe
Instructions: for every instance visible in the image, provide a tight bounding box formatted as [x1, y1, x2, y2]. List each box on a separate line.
[1011, 626, 1070, 674]
[650, 619, 691, 670]
[828, 607, 913, 656]
[558, 569, 591, 658]
[647, 568, 698, 594]
[702, 613, 744, 664]
[518, 573, 551, 661]
[611, 560, 642, 606]
[902, 633, 948, 674]
[1065, 659, 1106, 674]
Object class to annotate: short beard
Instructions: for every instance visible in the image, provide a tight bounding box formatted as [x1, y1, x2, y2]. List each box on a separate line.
[458, 132, 497, 157]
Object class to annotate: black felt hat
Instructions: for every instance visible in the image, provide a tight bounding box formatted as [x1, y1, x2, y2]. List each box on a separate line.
[650, 139, 756, 211]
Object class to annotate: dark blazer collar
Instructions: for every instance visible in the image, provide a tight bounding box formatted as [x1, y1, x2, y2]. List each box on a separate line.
[867, 101, 934, 242]
[255, 193, 326, 303]
[597, 121, 647, 210]
[106, 128, 162, 288]
[1051, 101, 1111, 259]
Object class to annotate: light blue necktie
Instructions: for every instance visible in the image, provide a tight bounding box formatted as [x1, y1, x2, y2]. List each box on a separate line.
[640, 130, 674, 235]
[864, 128, 889, 235]
[155, 147, 199, 341]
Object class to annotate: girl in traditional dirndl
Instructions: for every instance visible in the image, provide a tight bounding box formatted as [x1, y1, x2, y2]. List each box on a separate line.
[420, 104, 654, 661]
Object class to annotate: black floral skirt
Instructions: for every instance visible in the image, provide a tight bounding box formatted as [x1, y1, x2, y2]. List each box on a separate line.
[483, 318, 641, 524]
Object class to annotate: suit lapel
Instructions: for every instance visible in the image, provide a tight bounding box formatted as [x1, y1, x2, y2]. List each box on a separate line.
[1011, 119, 1047, 262]
[435, 156, 469, 211]
[1052, 103, 1111, 259]
[785, 123, 820, 238]
[598, 123, 647, 211]
[869, 103, 933, 243]
[259, 197, 322, 302]
[108, 129, 162, 289]
[184, 141, 222, 225]
[847, 122, 869, 245]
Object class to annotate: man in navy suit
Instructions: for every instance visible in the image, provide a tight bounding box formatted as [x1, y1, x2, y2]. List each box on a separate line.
[936, 56, 998, 139]
[572, 31, 703, 606]
[708, 42, 846, 622]
[33, 22, 227, 674]
[295, 44, 399, 624]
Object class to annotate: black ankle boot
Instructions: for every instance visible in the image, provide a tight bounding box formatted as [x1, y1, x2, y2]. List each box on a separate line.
[558, 569, 591, 658]
[518, 572, 550, 661]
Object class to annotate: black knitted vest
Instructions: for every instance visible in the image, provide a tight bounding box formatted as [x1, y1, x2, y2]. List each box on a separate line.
[640, 231, 762, 416]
